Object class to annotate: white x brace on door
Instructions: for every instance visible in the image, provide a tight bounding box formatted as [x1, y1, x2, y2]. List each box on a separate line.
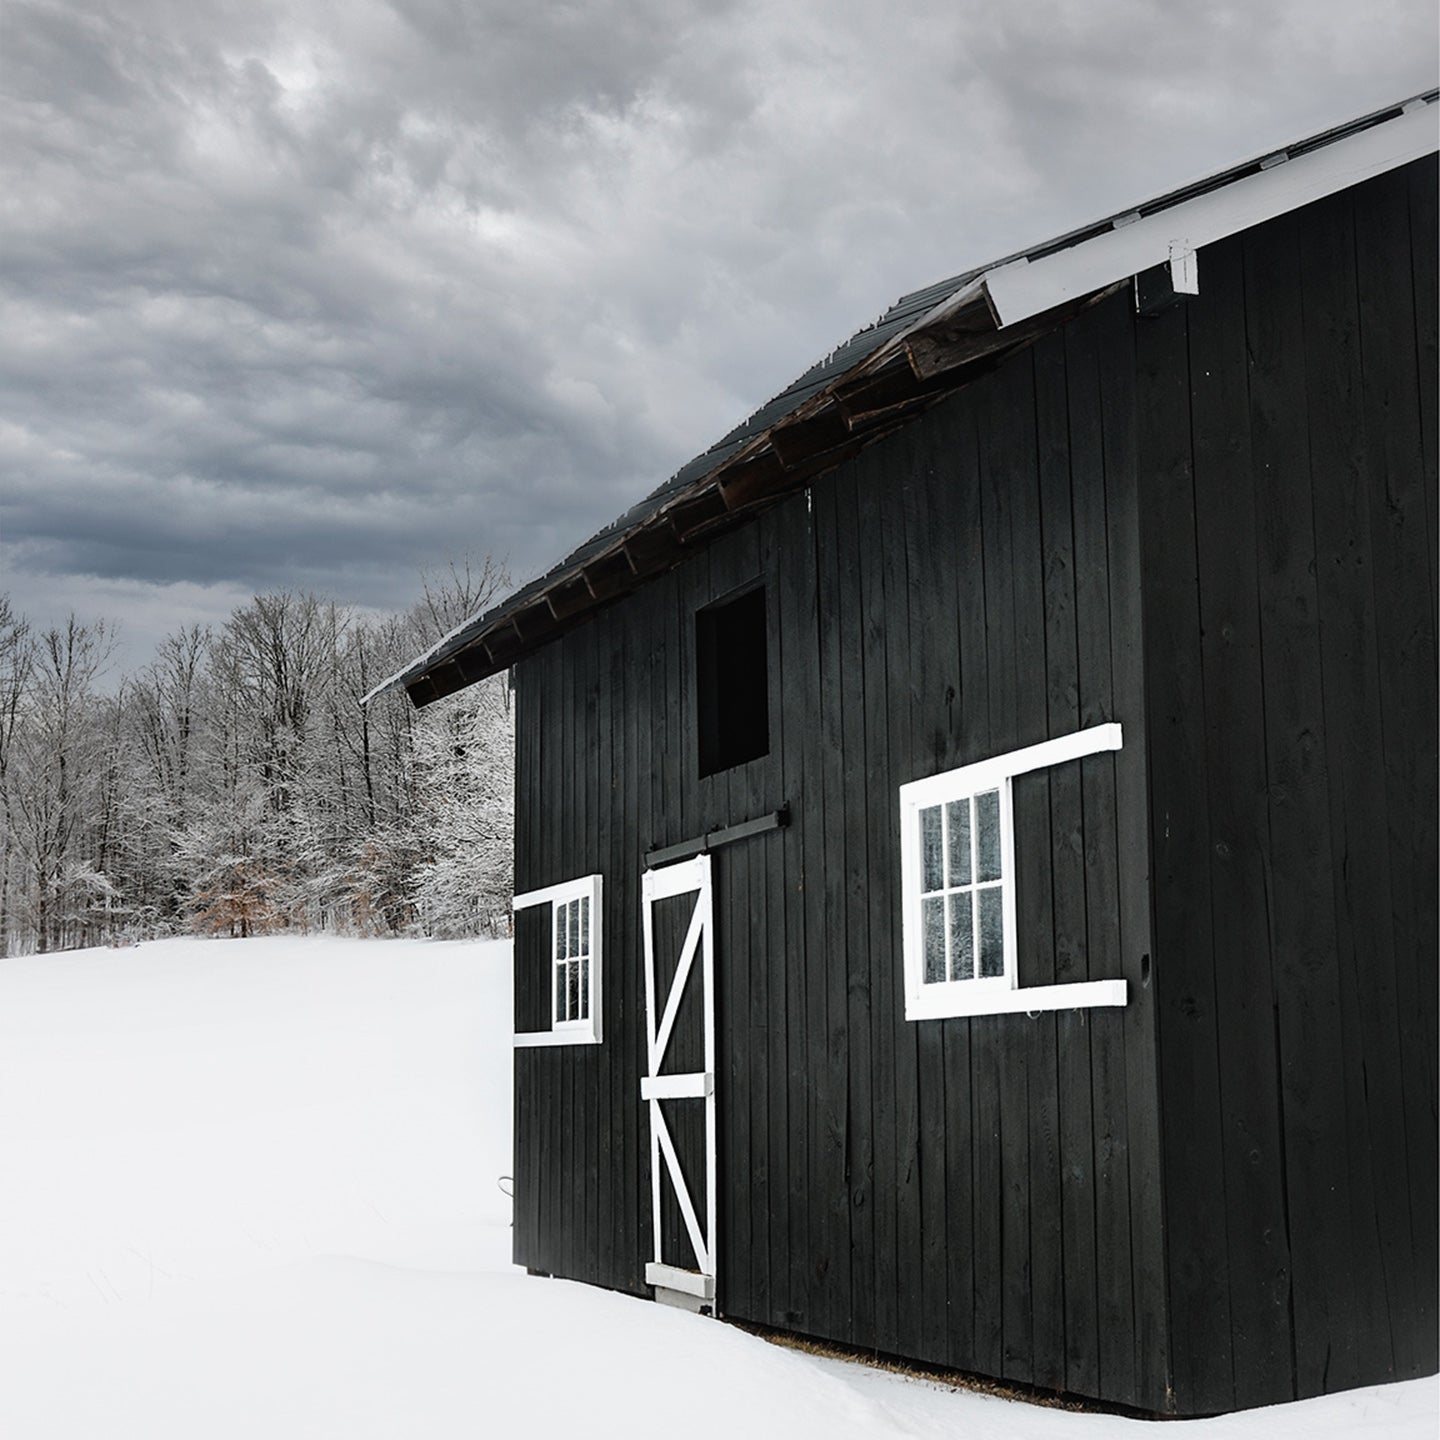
[640, 853, 716, 1305]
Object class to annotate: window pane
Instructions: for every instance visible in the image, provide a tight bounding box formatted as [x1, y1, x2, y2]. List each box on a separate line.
[566, 959, 580, 1021]
[579, 895, 590, 956]
[945, 799, 971, 886]
[948, 892, 975, 981]
[568, 899, 580, 959]
[978, 886, 1005, 977]
[555, 964, 566, 1021]
[580, 957, 590, 1020]
[556, 902, 569, 960]
[922, 896, 946, 983]
[920, 806, 943, 892]
[976, 789, 1003, 882]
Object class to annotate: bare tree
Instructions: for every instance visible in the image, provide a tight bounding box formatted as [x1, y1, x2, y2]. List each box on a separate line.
[121, 624, 210, 933]
[410, 674, 514, 937]
[0, 597, 35, 956]
[0, 555, 517, 953]
[415, 553, 509, 646]
[7, 617, 113, 952]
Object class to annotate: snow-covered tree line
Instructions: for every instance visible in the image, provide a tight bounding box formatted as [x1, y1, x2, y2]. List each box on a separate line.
[0, 562, 514, 956]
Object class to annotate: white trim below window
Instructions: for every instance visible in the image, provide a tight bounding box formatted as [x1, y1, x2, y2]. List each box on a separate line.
[512, 874, 603, 1046]
[899, 724, 1128, 1021]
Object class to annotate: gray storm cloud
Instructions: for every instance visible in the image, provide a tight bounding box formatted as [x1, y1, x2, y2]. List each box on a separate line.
[1, 0, 1435, 666]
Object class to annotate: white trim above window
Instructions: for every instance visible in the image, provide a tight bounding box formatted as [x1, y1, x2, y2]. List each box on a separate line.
[512, 874, 603, 1046]
[899, 724, 1128, 1022]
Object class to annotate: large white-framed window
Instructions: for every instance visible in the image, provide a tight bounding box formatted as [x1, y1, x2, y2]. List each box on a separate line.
[512, 874, 603, 1046]
[899, 724, 1128, 1021]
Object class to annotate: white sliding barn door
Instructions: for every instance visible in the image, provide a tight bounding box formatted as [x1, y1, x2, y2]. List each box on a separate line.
[640, 854, 717, 1308]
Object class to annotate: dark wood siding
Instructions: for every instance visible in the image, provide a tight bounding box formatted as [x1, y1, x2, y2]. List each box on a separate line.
[1140, 158, 1439, 1414]
[511, 279, 1167, 1408]
[507, 155, 1436, 1418]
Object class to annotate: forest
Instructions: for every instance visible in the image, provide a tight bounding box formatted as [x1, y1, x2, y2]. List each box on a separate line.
[0, 560, 514, 957]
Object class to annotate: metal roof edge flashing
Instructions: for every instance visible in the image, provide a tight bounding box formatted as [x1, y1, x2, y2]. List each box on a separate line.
[983, 95, 1437, 329]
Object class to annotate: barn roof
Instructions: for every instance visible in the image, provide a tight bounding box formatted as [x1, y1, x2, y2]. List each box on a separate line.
[374, 90, 1438, 708]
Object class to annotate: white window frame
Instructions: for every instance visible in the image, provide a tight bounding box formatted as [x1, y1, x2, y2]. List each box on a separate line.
[512, 874, 603, 1046]
[899, 724, 1128, 1021]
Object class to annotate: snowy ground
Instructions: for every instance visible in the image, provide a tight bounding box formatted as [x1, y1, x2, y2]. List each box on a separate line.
[0, 936, 1433, 1438]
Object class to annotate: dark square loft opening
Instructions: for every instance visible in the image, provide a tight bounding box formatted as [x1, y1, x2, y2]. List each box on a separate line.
[696, 585, 769, 777]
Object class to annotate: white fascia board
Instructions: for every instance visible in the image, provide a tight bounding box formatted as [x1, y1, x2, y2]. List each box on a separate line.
[982, 101, 1438, 328]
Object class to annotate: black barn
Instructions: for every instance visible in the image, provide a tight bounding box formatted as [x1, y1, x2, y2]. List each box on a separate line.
[378, 95, 1438, 1416]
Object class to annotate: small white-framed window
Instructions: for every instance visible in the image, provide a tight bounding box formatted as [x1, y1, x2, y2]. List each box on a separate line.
[899, 724, 1128, 1021]
[512, 874, 603, 1046]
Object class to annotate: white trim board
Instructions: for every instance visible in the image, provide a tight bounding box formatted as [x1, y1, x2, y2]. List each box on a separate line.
[981, 101, 1437, 328]
[513, 1028, 602, 1048]
[899, 723, 1122, 811]
[644, 853, 712, 902]
[641, 1072, 713, 1100]
[905, 977, 1127, 1021]
[511, 873, 604, 1047]
[513, 876, 599, 911]
[899, 723, 1128, 1022]
[640, 855, 719, 1308]
[646, 1262, 715, 1301]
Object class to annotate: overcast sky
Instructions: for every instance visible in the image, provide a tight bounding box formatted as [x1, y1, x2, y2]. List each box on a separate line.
[3, 0, 1436, 672]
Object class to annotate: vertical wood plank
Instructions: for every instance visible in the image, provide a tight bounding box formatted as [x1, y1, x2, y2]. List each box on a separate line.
[1137, 287, 1234, 1413]
[1094, 292, 1170, 1412]
[1244, 208, 1352, 1401]
[968, 368, 1019, 1380]
[547, 648, 565, 1279]
[879, 430, 924, 1367]
[1072, 302, 1135, 1409]
[634, 579, 658, 1283]
[837, 460, 877, 1353]
[607, 612, 631, 1290]
[558, 643, 577, 1281]
[1403, 157, 1440, 1124]
[1353, 166, 1440, 1375]
[943, 393, 988, 1372]
[1056, 310, 1105, 1402]
[1297, 187, 1400, 1386]
[593, 617, 613, 1287]
[1408, 162, 1439, 634]
[819, 464, 858, 1341]
[752, 511, 785, 1322]
[902, 414, 953, 1370]
[1401, 159, 1440, 1367]
[1083, 678, 1131, 1398]
[737, 524, 771, 1319]
[1072, 295, 1136, 1412]
[580, 624, 599, 1284]
[773, 491, 812, 1329]
[1004, 355, 1051, 1387]
[1188, 232, 1296, 1407]
[1026, 337, 1070, 1394]
[804, 472, 839, 1338]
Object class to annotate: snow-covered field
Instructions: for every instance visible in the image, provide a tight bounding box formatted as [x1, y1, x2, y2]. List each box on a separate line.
[1, 936, 1433, 1438]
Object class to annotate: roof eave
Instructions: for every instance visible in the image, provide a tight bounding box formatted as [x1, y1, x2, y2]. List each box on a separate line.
[375, 90, 1438, 709]
[388, 276, 1072, 706]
